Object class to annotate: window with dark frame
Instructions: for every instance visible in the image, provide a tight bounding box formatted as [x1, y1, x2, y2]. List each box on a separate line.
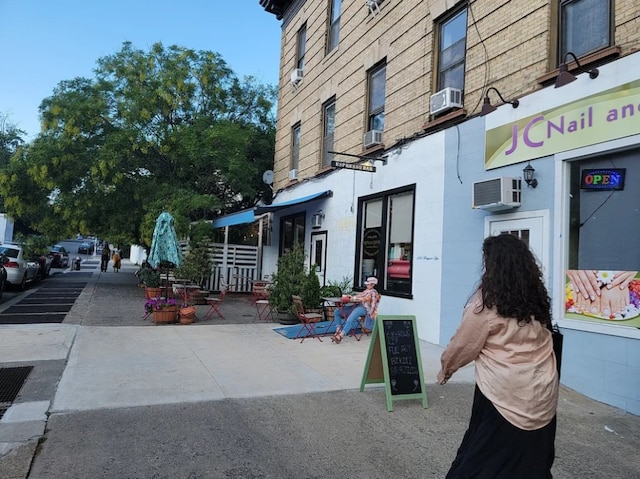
[291, 123, 301, 171]
[322, 98, 336, 168]
[367, 62, 386, 132]
[559, 0, 611, 62]
[355, 186, 415, 296]
[296, 23, 307, 71]
[327, 0, 342, 53]
[436, 7, 468, 92]
[279, 212, 306, 256]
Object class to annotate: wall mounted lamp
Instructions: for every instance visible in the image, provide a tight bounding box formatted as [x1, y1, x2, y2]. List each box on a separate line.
[554, 51, 599, 88]
[523, 162, 538, 188]
[480, 87, 520, 116]
[311, 210, 324, 228]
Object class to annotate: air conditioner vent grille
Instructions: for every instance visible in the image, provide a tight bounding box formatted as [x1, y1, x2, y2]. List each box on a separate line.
[472, 177, 521, 211]
[430, 87, 463, 115]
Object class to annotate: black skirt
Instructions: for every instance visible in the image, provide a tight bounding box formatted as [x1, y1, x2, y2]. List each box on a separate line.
[446, 385, 556, 479]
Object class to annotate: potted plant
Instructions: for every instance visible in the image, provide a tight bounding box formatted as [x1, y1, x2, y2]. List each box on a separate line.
[301, 265, 323, 314]
[268, 243, 307, 324]
[139, 263, 163, 298]
[174, 223, 214, 304]
[144, 296, 179, 324]
[320, 277, 354, 322]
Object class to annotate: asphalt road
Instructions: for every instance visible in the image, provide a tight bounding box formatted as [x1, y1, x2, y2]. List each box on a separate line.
[1, 238, 97, 305]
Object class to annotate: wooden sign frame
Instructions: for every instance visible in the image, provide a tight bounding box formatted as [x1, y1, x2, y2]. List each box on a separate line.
[360, 315, 428, 411]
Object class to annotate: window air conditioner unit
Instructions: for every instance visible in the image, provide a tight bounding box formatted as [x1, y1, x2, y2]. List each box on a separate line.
[290, 68, 303, 86]
[472, 177, 521, 211]
[430, 87, 463, 115]
[288, 168, 299, 181]
[364, 129, 383, 148]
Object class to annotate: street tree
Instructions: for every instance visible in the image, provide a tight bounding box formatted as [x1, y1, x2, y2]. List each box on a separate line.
[0, 42, 276, 245]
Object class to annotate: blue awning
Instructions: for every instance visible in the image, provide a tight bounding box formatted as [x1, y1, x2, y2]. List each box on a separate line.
[254, 190, 332, 215]
[211, 190, 333, 228]
[212, 208, 255, 228]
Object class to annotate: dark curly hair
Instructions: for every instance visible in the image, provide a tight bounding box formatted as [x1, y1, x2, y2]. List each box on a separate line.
[477, 234, 551, 326]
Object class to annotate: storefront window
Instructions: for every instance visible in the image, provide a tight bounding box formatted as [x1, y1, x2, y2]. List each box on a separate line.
[565, 149, 640, 328]
[279, 212, 305, 256]
[356, 186, 414, 296]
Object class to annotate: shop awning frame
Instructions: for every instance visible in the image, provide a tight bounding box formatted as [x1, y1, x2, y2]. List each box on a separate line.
[254, 190, 332, 215]
[211, 190, 333, 228]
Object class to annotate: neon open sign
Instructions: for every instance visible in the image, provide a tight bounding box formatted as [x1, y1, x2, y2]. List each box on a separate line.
[580, 168, 625, 190]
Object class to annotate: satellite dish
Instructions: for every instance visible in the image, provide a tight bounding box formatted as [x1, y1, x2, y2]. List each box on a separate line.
[262, 170, 274, 185]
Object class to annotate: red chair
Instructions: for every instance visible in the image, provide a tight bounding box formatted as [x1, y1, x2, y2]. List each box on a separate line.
[291, 295, 323, 343]
[348, 316, 370, 341]
[251, 281, 271, 305]
[204, 288, 227, 320]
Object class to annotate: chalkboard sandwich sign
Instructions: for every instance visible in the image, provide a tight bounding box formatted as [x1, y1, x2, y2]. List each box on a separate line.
[360, 315, 428, 412]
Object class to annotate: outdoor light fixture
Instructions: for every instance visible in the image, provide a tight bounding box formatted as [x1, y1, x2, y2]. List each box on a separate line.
[523, 162, 538, 188]
[311, 210, 324, 228]
[480, 87, 519, 116]
[554, 51, 599, 88]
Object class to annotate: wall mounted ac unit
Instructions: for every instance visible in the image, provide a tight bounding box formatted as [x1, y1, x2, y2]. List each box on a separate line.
[364, 129, 383, 148]
[366, 0, 382, 15]
[290, 68, 303, 86]
[288, 168, 299, 181]
[430, 87, 463, 115]
[472, 177, 521, 211]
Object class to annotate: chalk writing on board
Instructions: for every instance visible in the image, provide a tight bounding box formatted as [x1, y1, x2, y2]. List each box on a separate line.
[383, 320, 422, 395]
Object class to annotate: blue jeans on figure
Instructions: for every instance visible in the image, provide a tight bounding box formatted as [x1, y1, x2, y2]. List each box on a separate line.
[334, 304, 374, 335]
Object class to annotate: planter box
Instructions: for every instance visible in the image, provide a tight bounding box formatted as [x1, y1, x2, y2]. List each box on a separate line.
[153, 307, 178, 324]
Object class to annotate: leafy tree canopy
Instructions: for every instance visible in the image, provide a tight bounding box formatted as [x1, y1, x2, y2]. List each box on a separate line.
[0, 42, 276, 245]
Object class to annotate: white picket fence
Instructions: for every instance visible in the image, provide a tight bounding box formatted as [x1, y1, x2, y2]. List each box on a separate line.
[180, 241, 260, 293]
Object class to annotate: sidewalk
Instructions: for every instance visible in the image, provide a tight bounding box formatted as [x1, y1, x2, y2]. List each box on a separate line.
[1, 259, 639, 478]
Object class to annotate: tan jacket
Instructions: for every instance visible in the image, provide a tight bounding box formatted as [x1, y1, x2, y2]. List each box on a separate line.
[441, 291, 559, 430]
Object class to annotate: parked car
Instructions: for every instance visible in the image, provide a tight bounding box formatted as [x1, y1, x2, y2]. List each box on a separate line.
[49, 245, 70, 268]
[0, 256, 8, 301]
[78, 242, 95, 254]
[0, 243, 41, 290]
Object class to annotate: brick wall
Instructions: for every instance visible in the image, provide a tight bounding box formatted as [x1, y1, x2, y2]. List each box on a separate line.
[270, 0, 640, 190]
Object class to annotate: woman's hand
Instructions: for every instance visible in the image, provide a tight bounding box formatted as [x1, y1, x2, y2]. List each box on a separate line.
[437, 369, 452, 385]
[566, 270, 599, 300]
[607, 271, 637, 290]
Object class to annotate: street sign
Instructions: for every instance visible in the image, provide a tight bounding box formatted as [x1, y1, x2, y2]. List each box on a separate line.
[331, 160, 376, 172]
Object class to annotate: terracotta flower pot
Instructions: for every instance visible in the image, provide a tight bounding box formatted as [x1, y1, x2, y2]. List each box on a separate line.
[145, 287, 163, 299]
[179, 306, 197, 324]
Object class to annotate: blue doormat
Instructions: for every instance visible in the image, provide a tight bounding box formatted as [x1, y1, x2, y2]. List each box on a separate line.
[273, 321, 367, 339]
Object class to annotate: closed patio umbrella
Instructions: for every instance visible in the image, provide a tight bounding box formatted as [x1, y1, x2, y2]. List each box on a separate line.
[148, 212, 182, 296]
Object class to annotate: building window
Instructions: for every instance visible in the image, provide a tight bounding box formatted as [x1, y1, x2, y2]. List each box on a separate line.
[327, 0, 342, 53]
[296, 23, 307, 71]
[280, 212, 306, 256]
[436, 7, 467, 92]
[559, 0, 611, 62]
[367, 62, 386, 132]
[565, 149, 640, 331]
[322, 98, 336, 168]
[355, 186, 415, 296]
[291, 123, 301, 171]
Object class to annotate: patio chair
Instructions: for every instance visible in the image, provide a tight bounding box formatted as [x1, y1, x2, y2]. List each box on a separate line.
[291, 295, 323, 343]
[203, 288, 227, 320]
[251, 281, 271, 304]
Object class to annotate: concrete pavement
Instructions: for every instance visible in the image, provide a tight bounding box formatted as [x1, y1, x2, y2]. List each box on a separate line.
[1, 259, 639, 478]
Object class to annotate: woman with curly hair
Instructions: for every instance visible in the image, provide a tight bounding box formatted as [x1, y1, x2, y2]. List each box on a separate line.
[438, 234, 559, 479]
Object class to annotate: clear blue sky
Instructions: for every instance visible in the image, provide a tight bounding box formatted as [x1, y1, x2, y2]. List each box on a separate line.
[0, 0, 282, 140]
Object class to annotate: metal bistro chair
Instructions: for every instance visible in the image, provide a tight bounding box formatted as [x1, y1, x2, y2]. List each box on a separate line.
[204, 287, 227, 320]
[291, 295, 323, 343]
[254, 283, 273, 322]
